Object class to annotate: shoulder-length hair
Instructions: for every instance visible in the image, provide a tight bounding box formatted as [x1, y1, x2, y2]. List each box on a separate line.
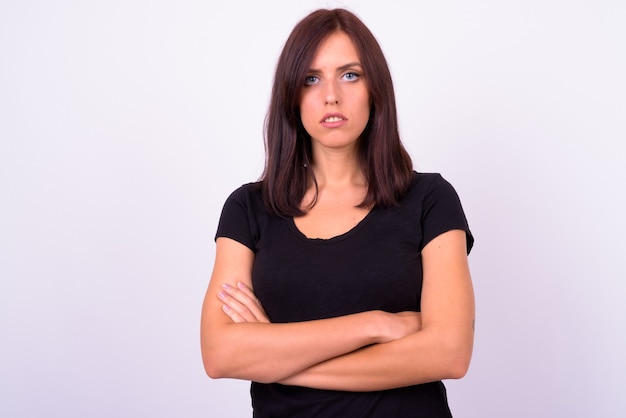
[262, 8, 413, 217]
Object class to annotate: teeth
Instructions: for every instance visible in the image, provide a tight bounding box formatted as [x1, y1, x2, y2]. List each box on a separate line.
[324, 116, 343, 122]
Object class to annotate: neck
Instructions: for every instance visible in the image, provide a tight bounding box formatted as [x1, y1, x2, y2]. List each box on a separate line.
[310, 147, 365, 189]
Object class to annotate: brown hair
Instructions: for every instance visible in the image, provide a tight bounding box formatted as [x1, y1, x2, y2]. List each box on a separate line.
[262, 8, 413, 217]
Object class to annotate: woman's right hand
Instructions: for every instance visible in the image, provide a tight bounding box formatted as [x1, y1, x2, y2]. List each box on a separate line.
[218, 281, 270, 324]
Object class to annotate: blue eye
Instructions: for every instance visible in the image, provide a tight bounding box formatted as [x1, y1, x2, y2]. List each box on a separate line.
[343, 72, 360, 81]
[305, 75, 319, 86]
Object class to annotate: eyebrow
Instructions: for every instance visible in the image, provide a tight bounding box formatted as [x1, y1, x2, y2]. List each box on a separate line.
[308, 62, 363, 74]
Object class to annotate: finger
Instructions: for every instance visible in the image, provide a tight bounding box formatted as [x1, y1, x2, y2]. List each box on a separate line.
[235, 281, 258, 301]
[222, 283, 270, 323]
[236, 282, 270, 322]
[217, 289, 258, 322]
[221, 304, 245, 323]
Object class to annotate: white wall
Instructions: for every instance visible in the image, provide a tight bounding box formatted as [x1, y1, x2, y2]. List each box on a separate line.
[1, 0, 624, 417]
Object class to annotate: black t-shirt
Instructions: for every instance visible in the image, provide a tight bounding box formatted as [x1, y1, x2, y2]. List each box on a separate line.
[215, 172, 473, 417]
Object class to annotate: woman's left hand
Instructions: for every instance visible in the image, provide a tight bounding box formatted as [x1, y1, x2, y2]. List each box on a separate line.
[217, 281, 270, 323]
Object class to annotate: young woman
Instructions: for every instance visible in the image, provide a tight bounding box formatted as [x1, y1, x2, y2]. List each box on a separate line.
[201, 8, 475, 417]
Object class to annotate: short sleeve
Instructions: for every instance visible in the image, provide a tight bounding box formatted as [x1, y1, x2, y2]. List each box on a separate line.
[215, 184, 258, 252]
[421, 174, 474, 253]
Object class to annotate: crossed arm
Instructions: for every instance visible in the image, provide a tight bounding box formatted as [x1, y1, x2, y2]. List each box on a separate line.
[200, 229, 474, 391]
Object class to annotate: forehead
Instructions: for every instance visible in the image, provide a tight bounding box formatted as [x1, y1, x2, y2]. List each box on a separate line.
[310, 31, 360, 67]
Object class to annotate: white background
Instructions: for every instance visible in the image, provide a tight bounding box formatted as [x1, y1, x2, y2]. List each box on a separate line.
[1, 0, 625, 417]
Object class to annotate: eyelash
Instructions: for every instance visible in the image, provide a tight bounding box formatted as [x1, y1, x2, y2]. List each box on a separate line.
[343, 72, 360, 81]
[304, 72, 361, 86]
[305, 75, 319, 86]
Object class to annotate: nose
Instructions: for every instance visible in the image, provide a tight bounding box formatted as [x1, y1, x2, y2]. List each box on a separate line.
[324, 80, 339, 105]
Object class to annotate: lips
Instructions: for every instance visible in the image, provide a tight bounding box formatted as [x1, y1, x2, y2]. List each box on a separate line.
[320, 113, 348, 124]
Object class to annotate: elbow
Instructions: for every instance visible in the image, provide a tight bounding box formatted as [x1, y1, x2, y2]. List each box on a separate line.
[445, 353, 471, 379]
[201, 344, 279, 383]
[202, 350, 225, 379]
[201, 341, 232, 379]
[438, 334, 473, 380]
[201, 327, 240, 379]
[202, 356, 278, 383]
[204, 362, 225, 380]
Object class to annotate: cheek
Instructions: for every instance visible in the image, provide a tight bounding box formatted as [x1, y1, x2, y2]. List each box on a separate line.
[357, 94, 371, 125]
[299, 95, 314, 120]
[300, 103, 310, 119]
[299, 99, 317, 134]
[358, 89, 370, 113]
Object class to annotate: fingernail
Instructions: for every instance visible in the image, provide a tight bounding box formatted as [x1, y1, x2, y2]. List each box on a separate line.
[218, 291, 226, 299]
[222, 304, 230, 312]
[222, 283, 231, 290]
[237, 282, 246, 289]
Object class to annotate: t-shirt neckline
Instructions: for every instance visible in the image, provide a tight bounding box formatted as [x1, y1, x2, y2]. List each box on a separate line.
[288, 207, 376, 244]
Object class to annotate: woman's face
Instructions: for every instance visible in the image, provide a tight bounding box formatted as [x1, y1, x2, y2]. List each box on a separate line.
[299, 31, 370, 154]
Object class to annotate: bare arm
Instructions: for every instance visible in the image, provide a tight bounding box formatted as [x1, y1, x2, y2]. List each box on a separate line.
[200, 237, 420, 383]
[279, 229, 475, 391]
